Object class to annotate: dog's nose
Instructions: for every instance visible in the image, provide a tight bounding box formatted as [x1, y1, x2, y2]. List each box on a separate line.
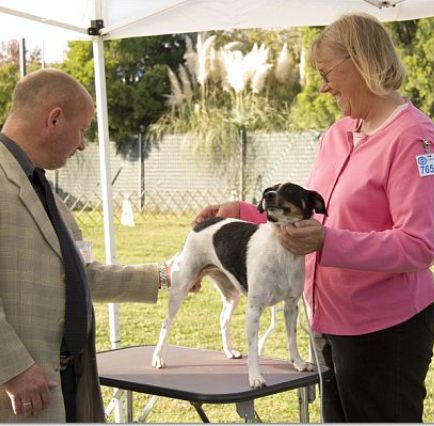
[264, 191, 277, 200]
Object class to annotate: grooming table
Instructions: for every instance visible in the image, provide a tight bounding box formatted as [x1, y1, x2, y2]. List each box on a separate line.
[97, 345, 327, 423]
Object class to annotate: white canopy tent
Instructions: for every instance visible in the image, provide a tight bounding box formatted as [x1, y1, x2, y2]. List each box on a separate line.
[0, 0, 433, 421]
[1, 0, 434, 39]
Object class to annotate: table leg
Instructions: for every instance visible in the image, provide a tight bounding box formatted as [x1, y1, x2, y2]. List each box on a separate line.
[126, 390, 133, 422]
[137, 395, 160, 422]
[298, 387, 309, 423]
[191, 401, 211, 422]
[236, 400, 259, 423]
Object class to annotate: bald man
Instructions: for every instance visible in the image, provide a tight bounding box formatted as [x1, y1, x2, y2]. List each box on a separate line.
[0, 69, 166, 422]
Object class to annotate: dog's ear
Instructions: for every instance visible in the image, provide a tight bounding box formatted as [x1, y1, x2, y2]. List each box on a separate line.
[309, 191, 328, 216]
[257, 197, 265, 213]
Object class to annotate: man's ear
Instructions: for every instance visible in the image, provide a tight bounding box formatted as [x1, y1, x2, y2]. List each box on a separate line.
[47, 107, 62, 130]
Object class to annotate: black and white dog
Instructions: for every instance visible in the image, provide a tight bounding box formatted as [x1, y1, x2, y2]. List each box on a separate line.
[152, 182, 327, 388]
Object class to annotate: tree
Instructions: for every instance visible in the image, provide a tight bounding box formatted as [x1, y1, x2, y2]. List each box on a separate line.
[388, 18, 434, 118]
[61, 36, 186, 150]
[288, 27, 340, 131]
[0, 62, 19, 126]
[0, 40, 42, 127]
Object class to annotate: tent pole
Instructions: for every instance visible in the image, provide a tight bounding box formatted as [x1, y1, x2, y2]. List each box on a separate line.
[92, 34, 123, 422]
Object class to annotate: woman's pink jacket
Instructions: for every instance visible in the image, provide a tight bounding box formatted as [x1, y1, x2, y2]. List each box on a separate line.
[240, 103, 434, 335]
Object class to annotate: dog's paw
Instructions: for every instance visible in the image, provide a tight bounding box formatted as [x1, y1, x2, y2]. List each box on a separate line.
[293, 360, 314, 372]
[152, 354, 166, 369]
[225, 349, 242, 359]
[249, 376, 267, 389]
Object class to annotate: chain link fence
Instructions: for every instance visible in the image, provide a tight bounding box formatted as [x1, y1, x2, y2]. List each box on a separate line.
[66, 188, 232, 226]
[49, 131, 320, 225]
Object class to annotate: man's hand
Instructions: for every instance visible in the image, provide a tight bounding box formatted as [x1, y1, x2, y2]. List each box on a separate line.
[4, 363, 57, 418]
[278, 219, 325, 255]
[192, 201, 240, 226]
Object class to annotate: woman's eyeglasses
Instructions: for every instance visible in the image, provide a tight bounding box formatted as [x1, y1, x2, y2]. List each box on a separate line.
[319, 57, 350, 83]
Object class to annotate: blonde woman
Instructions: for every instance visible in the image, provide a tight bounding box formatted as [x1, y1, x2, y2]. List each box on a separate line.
[194, 14, 434, 422]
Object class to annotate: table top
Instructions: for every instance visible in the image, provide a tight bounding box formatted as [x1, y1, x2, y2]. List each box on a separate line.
[97, 345, 327, 404]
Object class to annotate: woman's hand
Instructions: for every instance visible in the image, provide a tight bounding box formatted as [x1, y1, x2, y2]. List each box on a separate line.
[192, 201, 240, 226]
[278, 219, 325, 255]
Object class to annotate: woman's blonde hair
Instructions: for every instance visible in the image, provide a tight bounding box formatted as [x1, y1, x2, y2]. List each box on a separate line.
[309, 13, 405, 95]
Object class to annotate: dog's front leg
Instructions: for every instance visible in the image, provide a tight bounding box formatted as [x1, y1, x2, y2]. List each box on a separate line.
[246, 302, 266, 388]
[283, 299, 313, 372]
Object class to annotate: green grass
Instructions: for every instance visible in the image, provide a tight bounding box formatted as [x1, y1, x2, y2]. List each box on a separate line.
[80, 214, 434, 423]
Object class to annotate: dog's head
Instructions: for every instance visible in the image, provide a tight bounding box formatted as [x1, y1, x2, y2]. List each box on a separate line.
[257, 182, 327, 224]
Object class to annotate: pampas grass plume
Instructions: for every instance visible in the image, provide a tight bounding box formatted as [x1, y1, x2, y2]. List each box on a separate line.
[167, 67, 184, 107]
[178, 64, 193, 101]
[275, 43, 291, 83]
[183, 36, 198, 85]
[222, 49, 246, 93]
[223, 41, 243, 51]
[243, 43, 269, 87]
[197, 34, 216, 86]
[208, 48, 222, 82]
[252, 63, 273, 93]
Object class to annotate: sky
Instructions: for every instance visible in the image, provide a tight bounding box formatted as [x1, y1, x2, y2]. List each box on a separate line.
[20, 37, 71, 64]
[0, 34, 71, 65]
[33, 37, 71, 64]
[0, 7, 88, 65]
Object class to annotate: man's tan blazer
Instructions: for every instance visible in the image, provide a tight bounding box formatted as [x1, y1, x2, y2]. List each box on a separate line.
[0, 143, 160, 422]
